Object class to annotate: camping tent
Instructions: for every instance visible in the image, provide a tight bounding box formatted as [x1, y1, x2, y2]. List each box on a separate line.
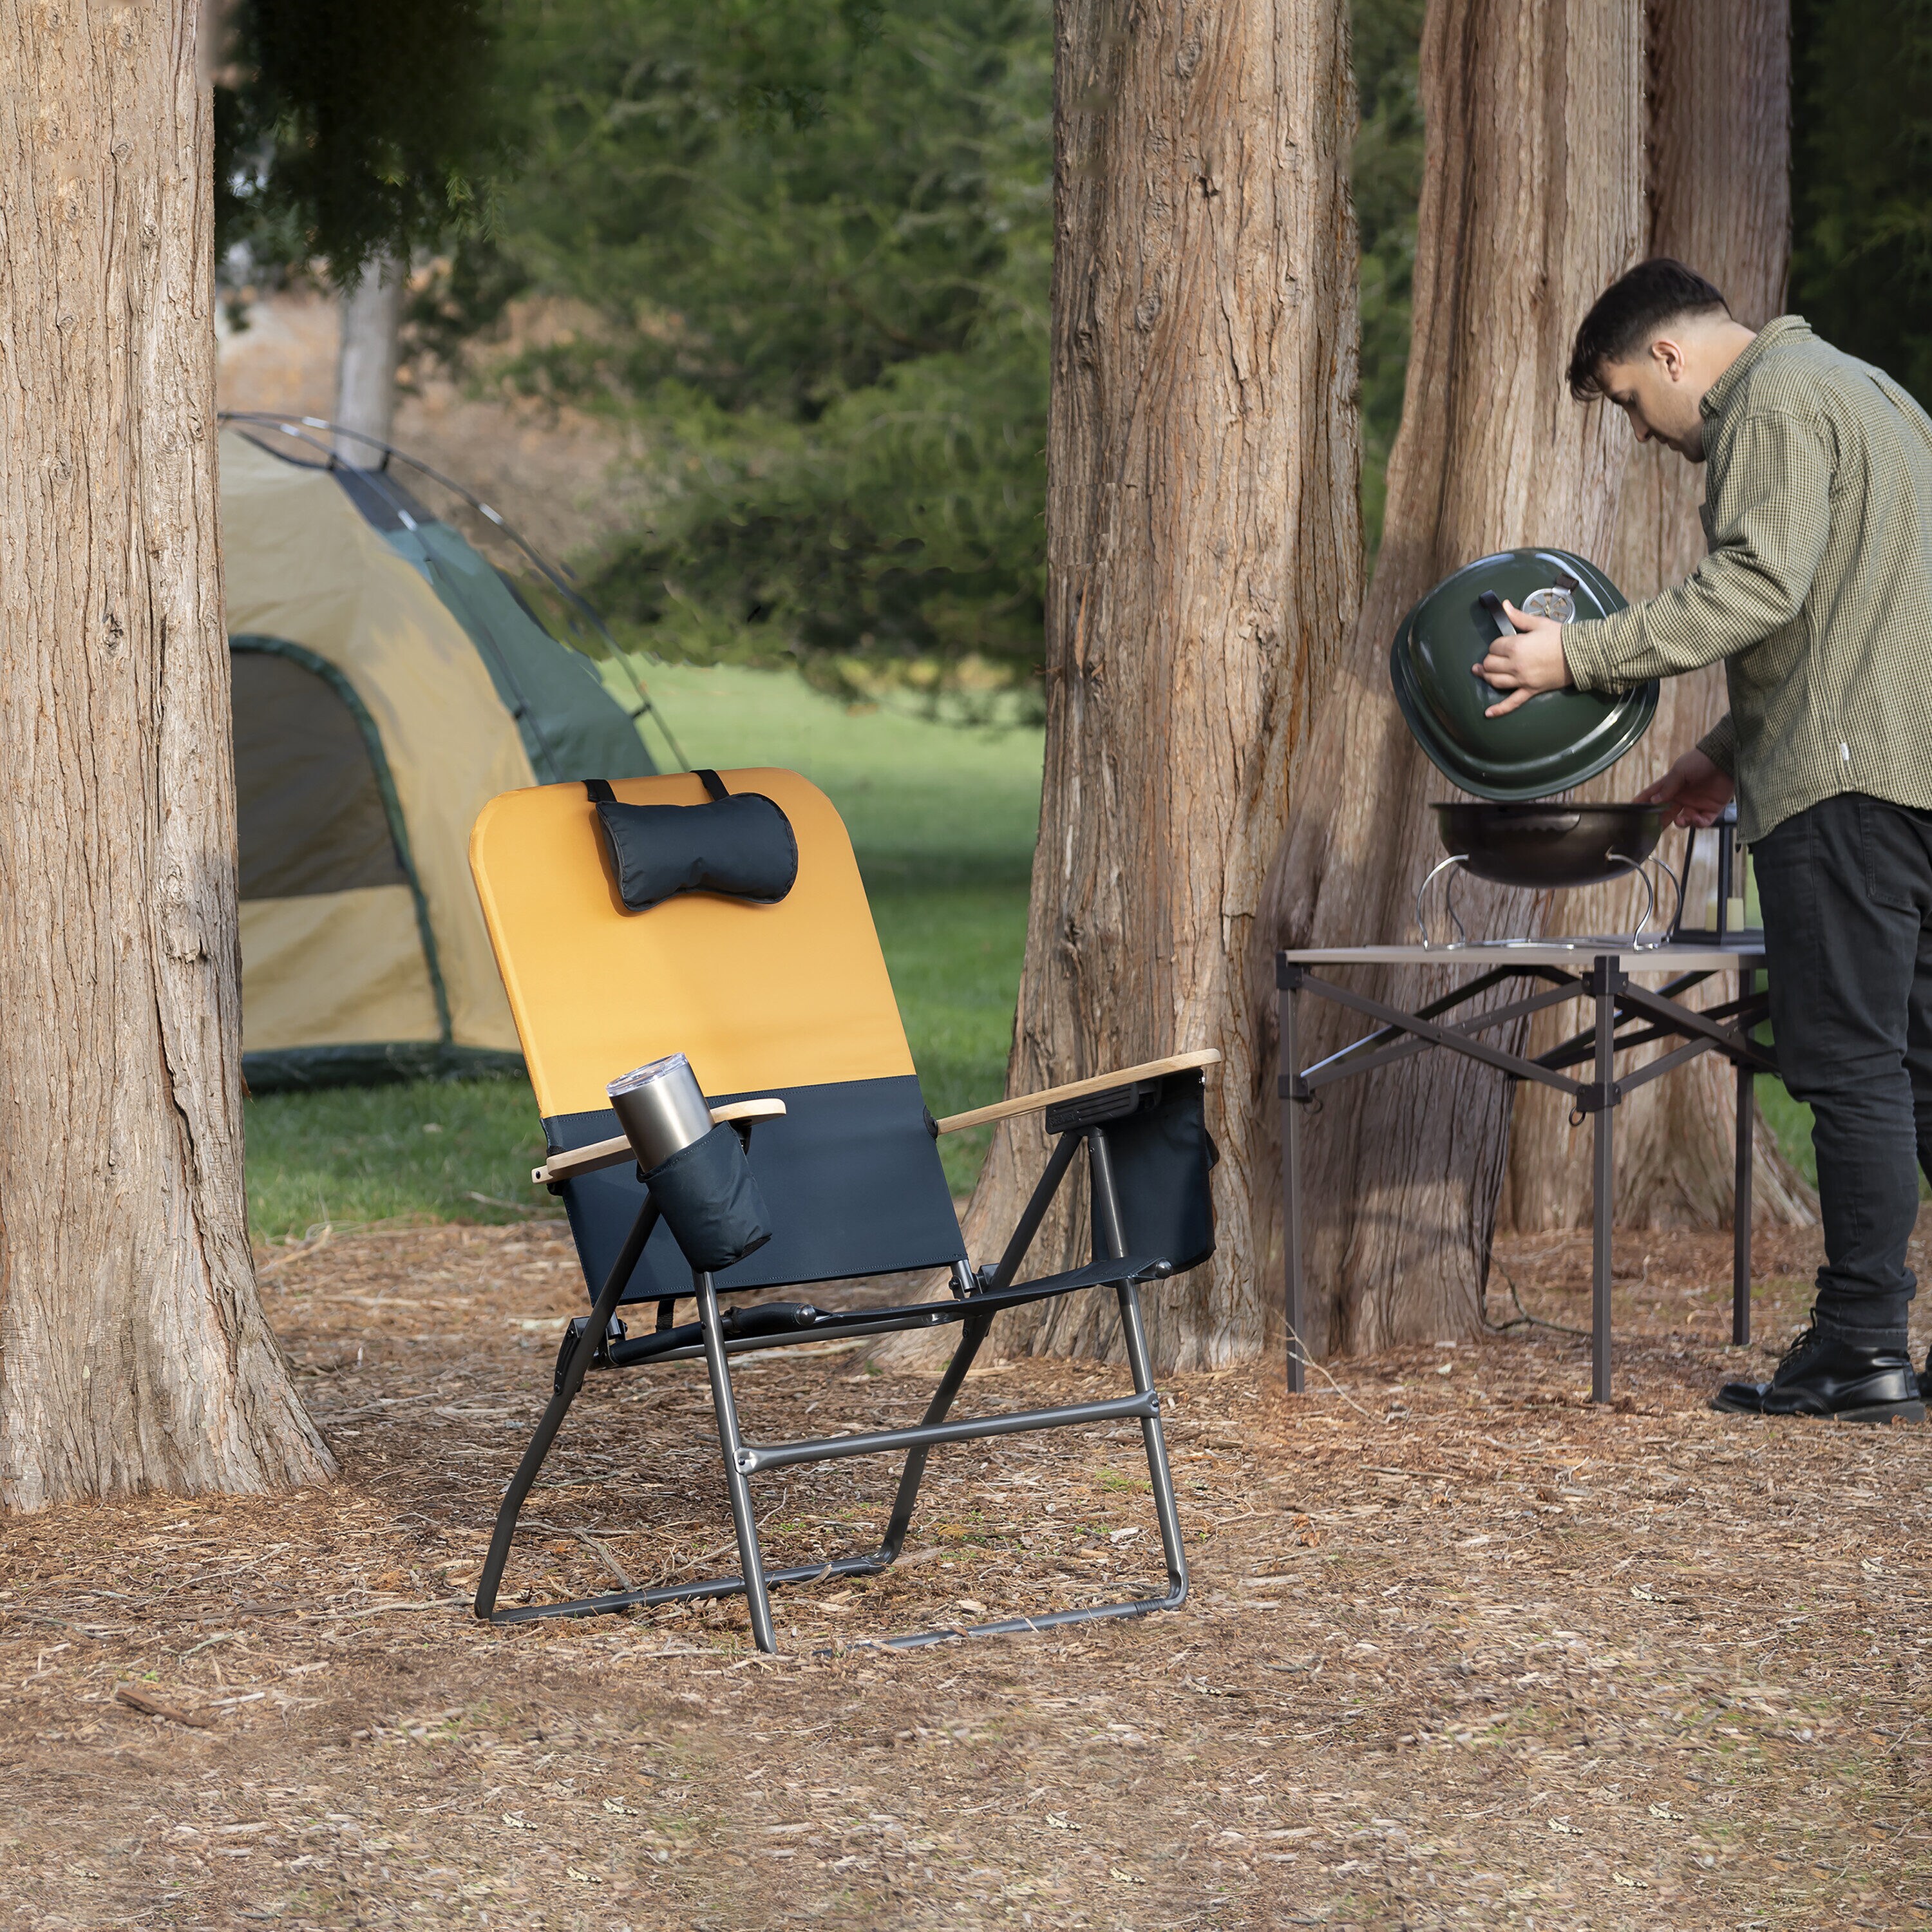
[221, 418, 670, 1088]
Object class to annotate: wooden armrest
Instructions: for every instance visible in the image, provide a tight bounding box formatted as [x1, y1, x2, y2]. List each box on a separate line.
[531, 1098, 788, 1186]
[933, 1048, 1221, 1136]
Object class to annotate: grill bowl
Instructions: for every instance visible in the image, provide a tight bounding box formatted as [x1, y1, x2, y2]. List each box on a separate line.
[1432, 802, 1667, 889]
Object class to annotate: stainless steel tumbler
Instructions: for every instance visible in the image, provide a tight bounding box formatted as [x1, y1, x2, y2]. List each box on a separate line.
[607, 1052, 714, 1171]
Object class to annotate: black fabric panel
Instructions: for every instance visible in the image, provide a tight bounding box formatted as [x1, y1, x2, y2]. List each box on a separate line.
[641, 1123, 772, 1273]
[232, 649, 406, 898]
[243, 1043, 524, 1092]
[593, 793, 798, 913]
[545, 1075, 966, 1303]
[1091, 1071, 1218, 1276]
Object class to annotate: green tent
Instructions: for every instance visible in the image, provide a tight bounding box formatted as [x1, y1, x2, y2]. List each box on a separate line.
[221, 416, 679, 1089]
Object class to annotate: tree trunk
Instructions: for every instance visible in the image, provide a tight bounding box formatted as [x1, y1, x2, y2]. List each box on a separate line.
[0, 1, 333, 1508]
[1254, 0, 1647, 1359]
[1502, 0, 1814, 1233]
[941, 0, 1361, 1372]
[335, 248, 406, 461]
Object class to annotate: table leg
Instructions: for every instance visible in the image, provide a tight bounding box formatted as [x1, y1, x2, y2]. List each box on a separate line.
[1592, 959, 1616, 1404]
[1734, 1059, 1754, 1346]
[1280, 972, 1305, 1396]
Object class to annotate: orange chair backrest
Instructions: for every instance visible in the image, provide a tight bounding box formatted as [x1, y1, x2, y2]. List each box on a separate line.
[468, 769, 914, 1119]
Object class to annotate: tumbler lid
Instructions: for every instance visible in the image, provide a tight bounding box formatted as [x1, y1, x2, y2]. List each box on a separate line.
[609, 1052, 694, 1099]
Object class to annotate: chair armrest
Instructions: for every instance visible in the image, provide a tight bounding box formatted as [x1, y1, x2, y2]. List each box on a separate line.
[932, 1048, 1220, 1136]
[531, 1098, 788, 1186]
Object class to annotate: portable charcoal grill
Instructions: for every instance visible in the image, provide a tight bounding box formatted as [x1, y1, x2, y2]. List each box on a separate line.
[1275, 549, 1777, 1405]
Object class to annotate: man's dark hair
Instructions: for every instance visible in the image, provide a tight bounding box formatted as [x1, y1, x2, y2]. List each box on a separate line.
[1567, 259, 1731, 399]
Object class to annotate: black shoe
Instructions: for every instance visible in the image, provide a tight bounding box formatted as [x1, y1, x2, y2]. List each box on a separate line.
[1712, 1325, 1925, 1424]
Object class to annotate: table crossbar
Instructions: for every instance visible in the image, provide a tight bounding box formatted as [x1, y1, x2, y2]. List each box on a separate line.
[1277, 944, 1771, 1404]
[1299, 978, 1586, 1097]
[1282, 969, 1589, 1102]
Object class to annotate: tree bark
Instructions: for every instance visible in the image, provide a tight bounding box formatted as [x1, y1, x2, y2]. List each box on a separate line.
[1254, 0, 1647, 1359]
[0, 1, 333, 1508]
[335, 248, 406, 462]
[938, 0, 1361, 1372]
[1502, 0, 1814, 1233]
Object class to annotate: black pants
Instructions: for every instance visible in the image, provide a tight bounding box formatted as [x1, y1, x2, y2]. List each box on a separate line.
[1755, 791, 1932, 1350]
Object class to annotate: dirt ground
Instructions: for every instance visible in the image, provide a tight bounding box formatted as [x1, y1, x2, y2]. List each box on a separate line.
[3, 1215, 1929, 1931]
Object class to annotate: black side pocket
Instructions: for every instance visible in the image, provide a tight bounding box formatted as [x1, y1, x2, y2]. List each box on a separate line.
[1858, 795, 1921, 912]
[644, 1125, 773, 1274]
[1090, 1071, 1218, 1276]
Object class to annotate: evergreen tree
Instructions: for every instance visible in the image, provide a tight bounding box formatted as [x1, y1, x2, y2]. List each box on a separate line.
[1791, 0, 1932, 401]
[428, 0, 1051, 704]
[215, 0, 512, 282]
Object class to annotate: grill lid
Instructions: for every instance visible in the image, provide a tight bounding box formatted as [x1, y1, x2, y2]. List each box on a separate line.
[1388, 547, 1656, 801]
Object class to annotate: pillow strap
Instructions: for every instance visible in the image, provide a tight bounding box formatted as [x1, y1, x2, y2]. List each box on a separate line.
[586, 773, 729, 801]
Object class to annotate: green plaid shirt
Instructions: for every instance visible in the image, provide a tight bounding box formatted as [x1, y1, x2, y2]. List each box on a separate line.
[1563, 316, 1932, 842]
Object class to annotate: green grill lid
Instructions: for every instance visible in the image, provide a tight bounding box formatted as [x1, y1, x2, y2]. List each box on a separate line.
[1388, 547, 1655, 802]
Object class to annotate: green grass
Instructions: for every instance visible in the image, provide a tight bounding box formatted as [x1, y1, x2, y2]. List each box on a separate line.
[244, 664, 1044, 1240]
[244, 1073, 551, 1238]
[1757, 1079, 1817, 1191]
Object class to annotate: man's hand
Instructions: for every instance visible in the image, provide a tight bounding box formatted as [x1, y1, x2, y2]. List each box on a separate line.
[1477, 601, 1571, 716]
[1633, 746, 1734, 828]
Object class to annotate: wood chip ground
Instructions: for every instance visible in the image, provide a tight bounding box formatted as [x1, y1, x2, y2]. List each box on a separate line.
[2, 1215, 1927, 1927]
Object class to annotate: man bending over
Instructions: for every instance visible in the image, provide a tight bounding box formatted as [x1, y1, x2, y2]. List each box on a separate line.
[1480, 256, 1932, 1425]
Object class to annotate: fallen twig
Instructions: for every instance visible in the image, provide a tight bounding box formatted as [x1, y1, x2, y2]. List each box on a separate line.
[1285, 1331, 1381, 1423]
[115, 1683, 216, 1728]
[0, 1608, 106, 1640]
[574, 1531, 636, 1593]
[1483, 1261, 1592, 1341]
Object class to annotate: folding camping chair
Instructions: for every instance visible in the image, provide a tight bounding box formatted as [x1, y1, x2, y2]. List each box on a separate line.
[467, 767, 1219, 1651]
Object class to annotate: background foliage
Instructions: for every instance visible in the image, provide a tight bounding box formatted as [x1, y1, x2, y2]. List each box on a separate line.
[425, 0, 1052, 705]
[214, 0, 513, 285]
[1350, 0, 1426, 556]
[1790, 0, 1932, 404]
[214, 0, 1929, 683]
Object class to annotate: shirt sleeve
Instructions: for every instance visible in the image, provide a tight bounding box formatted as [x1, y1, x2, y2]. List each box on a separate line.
[1562, 408, 1834, 693]
[1696, 712, 1738, 777]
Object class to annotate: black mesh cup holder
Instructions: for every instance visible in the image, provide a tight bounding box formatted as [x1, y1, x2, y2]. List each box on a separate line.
[643, 1122, 772, 1274]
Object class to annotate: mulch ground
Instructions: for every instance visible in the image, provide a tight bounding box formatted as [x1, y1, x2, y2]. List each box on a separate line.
[2, 1213, 1929, 1930]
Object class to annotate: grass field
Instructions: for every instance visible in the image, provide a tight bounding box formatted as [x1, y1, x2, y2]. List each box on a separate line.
[243, 663, 1044, 1240]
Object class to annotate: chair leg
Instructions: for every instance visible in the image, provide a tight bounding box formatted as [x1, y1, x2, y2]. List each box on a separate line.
[1113, 1274, 1189, 1605]
[1087, 1127, 1189, 1607]
[876, 1309, 994, 1562]
[475, 1198, 659, 1620]
[694, 1270, 779, 1654]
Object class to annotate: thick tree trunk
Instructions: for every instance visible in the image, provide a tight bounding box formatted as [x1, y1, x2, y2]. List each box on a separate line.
[0, 2, 333, 1507]
[1254, 0, 1646, 1359]
[1502, 0, 1814, 1233]
[335, 249, 406, 461]
[944, 0, 1361, 1372]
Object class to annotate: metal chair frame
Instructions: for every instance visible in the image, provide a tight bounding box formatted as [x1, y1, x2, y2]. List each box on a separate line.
[473, 1102, 1191, 1652]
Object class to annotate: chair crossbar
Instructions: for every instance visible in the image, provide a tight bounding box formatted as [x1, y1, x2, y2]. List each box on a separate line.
[486, 1551, 893, 1627]
[474, 1117, 1193, 1651]
[736, 1388, 1159, 1475]
[601, 1254, 1171, 1371]
[868, 1588, 1188, 1653]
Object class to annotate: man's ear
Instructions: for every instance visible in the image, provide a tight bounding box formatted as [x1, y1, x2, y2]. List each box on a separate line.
[1649, 334, 1689, 384]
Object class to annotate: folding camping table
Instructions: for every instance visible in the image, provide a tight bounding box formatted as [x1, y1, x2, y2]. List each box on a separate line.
[1275, 942, 1775, 1402]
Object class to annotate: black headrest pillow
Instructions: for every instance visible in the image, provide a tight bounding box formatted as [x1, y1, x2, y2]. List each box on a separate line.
[586, 772, 798, 914]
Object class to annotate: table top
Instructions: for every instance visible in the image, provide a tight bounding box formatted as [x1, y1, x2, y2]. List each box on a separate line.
[1280, 940, 1765, 971]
